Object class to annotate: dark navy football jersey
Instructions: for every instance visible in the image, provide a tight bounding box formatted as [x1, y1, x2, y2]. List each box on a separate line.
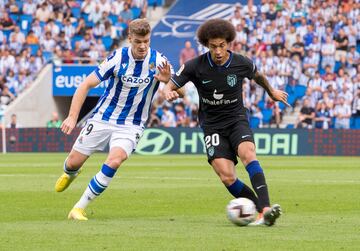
[171, 51, 257, 129]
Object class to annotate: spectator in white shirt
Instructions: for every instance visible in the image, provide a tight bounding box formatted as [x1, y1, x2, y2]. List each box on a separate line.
[0, 49, 15, 73]
[40, 32, 56, 52]
[9, 26, 25, 45]
[35, 2, 52, 23]
[44, 19, 60, 37]
[98, 0, 112, 15]
[334, 96, 351, 129]
[338, 85, 353, 106]
[81, 0, 96, 14]
[235, 24, 247, 45]
[242, 0, 257, 18]
[31, 19, 43, 39]
[321, 35, 336, 70]
[161, 105, 176, 127]
[9, 35, 23, 54]
[303, 49, 319, 77]
[23, 0, 37, 15]
[78, 33, 93, 51]
[112, 0, 125, 16]
[308, 71, 324, 100]
[88, 4, 102, 24]
[62, 18, 75, 39]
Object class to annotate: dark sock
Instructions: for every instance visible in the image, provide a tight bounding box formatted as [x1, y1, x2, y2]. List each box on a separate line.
[246, 160, 270, 211]
[63, 160, 79, 175]
[226, 178, 260, 212]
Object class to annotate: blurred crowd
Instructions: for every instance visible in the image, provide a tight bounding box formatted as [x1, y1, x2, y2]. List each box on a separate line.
[151, 0, 360, 129]
[1, 0, 360, 129]
[235, 0, 360, 129]
[0, 0, 148, 108]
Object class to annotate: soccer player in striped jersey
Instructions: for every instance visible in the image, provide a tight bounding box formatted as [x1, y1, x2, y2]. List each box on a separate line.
[55, 19, 181, 220]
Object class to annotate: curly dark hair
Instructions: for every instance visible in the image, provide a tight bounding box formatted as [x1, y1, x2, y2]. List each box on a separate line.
[197, 19, 236, 46]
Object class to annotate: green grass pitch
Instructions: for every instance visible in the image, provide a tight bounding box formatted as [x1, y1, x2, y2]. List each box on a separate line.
[0, 154, 359, 251]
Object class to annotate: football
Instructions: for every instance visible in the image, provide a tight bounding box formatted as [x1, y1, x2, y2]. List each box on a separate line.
[226, 198, 257, 226]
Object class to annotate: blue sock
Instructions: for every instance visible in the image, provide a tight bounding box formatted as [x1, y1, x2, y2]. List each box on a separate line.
[74, 164, 117, 209]
[246, 160, 263, 178]
[246, 160, 270, 210]
[226, 179, 259, 211]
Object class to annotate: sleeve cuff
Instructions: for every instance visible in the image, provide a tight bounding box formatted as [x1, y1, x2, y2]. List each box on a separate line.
[171, 77, 182, 88]
[94, 69, 104, 81]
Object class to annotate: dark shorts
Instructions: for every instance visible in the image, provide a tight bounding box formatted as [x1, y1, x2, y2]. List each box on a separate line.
[202, 120, 255, 165]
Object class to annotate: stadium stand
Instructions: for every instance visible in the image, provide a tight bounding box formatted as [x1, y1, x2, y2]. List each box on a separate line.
[150, 0, 360, 129]
[0, 0, 152, 109]
[0, 0, 359, 130]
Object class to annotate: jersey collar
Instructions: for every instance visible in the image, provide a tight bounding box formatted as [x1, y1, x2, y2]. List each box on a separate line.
[207, 50, 233, 68]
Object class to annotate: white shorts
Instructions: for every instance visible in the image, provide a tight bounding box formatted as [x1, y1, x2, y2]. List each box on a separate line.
[72, 119, 144, 157]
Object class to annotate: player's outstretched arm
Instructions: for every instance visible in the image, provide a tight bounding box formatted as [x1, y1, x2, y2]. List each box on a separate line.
[61, 72, 100, 135]
[253, 71, 290, 107]
[163, 80, 184, 101]
[154, 61, 185, 99]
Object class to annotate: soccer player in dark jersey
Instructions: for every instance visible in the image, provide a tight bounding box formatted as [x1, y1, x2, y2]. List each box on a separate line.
[157, 19, 289, 226]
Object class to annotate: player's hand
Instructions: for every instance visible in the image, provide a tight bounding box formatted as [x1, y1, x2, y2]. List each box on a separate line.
[165, 90, 179, 102]
[270, 89, 291, 107]
[154, 61, 171, 83]
[61, 116, 77, 135]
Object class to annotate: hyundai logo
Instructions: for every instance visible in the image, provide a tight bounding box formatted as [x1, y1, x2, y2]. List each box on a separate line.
[136, 129, 174, 155]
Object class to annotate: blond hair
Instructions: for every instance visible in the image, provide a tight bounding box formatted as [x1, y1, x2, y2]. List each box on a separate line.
[129, 19, 151, 36]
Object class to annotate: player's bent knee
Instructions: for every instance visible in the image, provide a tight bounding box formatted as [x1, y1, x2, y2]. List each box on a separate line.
[66, 151, 88, 169]
[105, 151, 128, 169]
[219, 175, 236, 186]
[239, 149, 257, 166]
[105, 154, 127, 169]
[105, 158, 123, 169]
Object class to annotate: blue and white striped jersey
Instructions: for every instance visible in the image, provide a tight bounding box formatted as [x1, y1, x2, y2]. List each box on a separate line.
[91, 47, 166, 127]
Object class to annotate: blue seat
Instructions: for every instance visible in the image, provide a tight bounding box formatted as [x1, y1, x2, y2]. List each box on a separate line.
[20, 14, 33, 32]
[287, 94, 296, 106]
[109, 14, 118, 24]
[28, 44, 39, 55]
[295, 85, 307, 99]
[43, 51, 53, 62]
[85, 20, 94, 28]
[71, 21, 78, 28]
[249, 117, 260, 128]
[148, 0, 163, 6]
[334, 61, 342, 73]
[102, 36, 113, 50]
[330, 117, 336, 128]
[81, 13, 89, 22]
[258, 100, 265, 110]
[71, 7, 81, 18]
[71, 35, 83, 49]
[279, 101, 286, 110]
[285, 84, 295, 95]
[286, 124, 294, 129]
[39, 21, 46, 28]
[261, 108, 273, 124]
[350, 117, 355, 129]
[55, 21, 63, 29]
[131, 7, 142, 18]
[3, 30, 12, 41]
[15, 0, 23, 11]
[355, 117, 360, 129]
[10, 14, 19, 23]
